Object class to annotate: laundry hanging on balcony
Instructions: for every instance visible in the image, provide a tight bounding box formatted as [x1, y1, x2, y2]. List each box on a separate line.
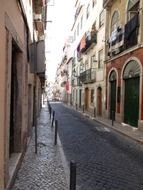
[124, 13, 139, 49]
[108, 26, 124, 57]
[80, 34, 86, 53]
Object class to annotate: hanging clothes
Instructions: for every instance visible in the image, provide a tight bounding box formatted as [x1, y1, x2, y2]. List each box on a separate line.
[80, 34, 86, 53]
[124, 13, 139, 48]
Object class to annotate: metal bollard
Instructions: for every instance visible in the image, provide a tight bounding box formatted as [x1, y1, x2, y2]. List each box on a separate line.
[54, 120, 58, 145]
[94, 107, 96, 117]
[112, 110, 114, 126]
[70, 160, 76, 190]
[51, 111, 55, 127]
[50, 107, 52, 120]
[49, 106, 52, 119]
[76, 104, 77, 110]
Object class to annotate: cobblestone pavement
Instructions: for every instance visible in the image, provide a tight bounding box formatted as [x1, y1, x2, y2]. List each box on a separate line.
[51, 102, 143, 190]
[11, 105, 68, 190]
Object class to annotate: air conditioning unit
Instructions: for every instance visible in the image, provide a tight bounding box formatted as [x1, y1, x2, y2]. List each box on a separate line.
[34, 14, 42, 21]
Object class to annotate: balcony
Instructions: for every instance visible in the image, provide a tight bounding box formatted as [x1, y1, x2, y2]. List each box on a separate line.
[30, 40, 45, 76]
[82, 31, 97, 53]
[72, 77, 82, 87]
[124, 14, 139, 50]
[103, 0, 114, 8]
[79, 68, 96, 83]
[33, 0, 46, 37]
[108, 14, 139, 58]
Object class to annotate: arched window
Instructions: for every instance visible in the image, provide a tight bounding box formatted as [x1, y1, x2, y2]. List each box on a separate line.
[127, 0, 139, 21]
[109, 70, 117, 82]
[111, 11, 119, 33]
[123, 60, 140, 79]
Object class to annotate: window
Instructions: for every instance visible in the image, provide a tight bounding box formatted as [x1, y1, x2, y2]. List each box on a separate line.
[99, 10, 104, 27]
[92, 0, 96, 8]
[111, 11, 119, 33]
[91, 89, 94, 103]
[74, 30, 76, 41]
[80, 60, 83, 73]
[86, 4, 90, 19]
[91, 55, 96, 68]
[77, 23, 79, 36]
[47, 0, 55, 6]
[98, 49, 103, 68]
[85, 60, 89, 70]
[127, 0, 139, 21]
[80, 16, 83, 29]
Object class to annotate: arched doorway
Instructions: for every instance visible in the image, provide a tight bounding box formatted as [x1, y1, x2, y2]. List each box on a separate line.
[85, 88, 89, 110]
[123, 60, 140, 127]
[109, 71, 117, 120]
[97, 87, 102, 116]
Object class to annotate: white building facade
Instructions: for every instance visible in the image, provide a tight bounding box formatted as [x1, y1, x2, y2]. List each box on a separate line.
[71, 0, 106, 117]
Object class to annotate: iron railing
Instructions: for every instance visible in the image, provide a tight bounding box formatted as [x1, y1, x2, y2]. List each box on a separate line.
[79, 68, 96, 83]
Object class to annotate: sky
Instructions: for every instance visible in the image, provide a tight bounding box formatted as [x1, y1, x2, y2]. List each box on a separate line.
[45, 0, 74, 82]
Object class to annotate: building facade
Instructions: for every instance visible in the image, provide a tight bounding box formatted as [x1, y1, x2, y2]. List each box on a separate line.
[0, 0, 46, 189]
[104, 0, 143, 129]
[54, 37, 73, 104]
[71, 0, 106, 116]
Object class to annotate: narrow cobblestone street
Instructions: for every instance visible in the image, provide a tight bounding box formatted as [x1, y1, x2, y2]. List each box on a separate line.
[51, 102, 143, 190]
[11, 105, 68, 190]
[11, 102, 143, 190]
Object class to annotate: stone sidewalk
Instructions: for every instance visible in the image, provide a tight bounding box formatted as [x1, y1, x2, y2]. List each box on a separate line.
[11, 105, 68, 190]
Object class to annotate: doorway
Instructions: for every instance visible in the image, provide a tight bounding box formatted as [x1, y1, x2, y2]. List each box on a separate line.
[123, 60, 140, 127]
[85, 88, 89, 110]
[9, 42, 22, 156]
[109, 71, 117, 120]
[79, 89, 82, 108]
[97, 87, 102, 116]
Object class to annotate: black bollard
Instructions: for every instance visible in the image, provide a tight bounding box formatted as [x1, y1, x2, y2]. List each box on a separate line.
[54, 120, 58, 145]
[112, 110, 114, 126]
[76, 103, 77, 110]
[50, 107, 52, 120]
[70, 160, 76, 190]
[51, 111, 55, 127]
[94, 107, 96, 117]
[49, 106, 52, 119]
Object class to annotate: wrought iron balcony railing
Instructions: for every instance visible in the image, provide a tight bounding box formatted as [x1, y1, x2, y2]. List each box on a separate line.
[72, 77, 82, 87]
[107, 14, 139, 58]
[79, 68, 96, 83]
